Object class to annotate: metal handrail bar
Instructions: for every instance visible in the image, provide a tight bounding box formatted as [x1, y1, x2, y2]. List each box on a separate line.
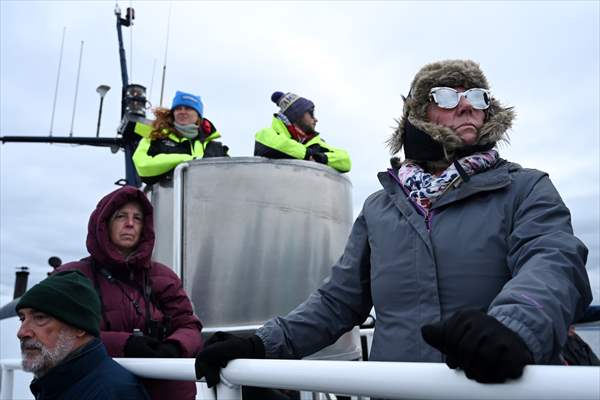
[221, 360, 599, 400]
[574, 320, 600, 330]
[107, 358, 600, 400]
[2, 357, 599, 400]
[0, 359, 21, 400]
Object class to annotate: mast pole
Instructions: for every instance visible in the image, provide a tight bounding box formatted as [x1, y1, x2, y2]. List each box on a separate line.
[129, 0, 134, 83]
[114, 3, 141, 187]
[115, 3, 130, 117]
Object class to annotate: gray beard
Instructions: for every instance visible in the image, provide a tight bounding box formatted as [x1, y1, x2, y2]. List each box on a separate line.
[21, 329, 77, 378]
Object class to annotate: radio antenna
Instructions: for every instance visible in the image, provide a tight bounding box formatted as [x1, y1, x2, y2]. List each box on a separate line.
[69, 40, 84, 137]
[49, 27, 66, 136]
[148, 58, 157, 104]
[159, 1, 172, 107]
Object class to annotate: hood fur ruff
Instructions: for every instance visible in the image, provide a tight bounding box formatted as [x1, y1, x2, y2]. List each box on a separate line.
[388, 60, 515, 163]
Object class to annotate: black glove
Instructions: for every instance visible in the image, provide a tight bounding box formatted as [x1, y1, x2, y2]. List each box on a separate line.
[308, 144, 328, 154]
[124, 335, 161, 357]
[154, 341, 181, 358]
[311, 152, 328, 165]
[304, 146, 318, 160]
[195, 331, 265, 387]
[304, 146, 328, 164]
[421, 309, 534, 383]
[124, 335, 181, 358]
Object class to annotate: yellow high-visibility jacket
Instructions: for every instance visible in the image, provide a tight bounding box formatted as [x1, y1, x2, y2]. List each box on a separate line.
[133, 119, 228, 184]
[254, 116, 351, 173]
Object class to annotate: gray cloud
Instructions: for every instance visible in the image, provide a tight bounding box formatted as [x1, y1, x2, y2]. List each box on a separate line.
[1, 1, 598, 304]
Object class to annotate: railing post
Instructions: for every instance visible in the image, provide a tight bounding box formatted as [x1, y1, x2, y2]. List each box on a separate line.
[172, 162, 189, 278]
[216, 381, 241, 399]
[0, 367, 14, 400]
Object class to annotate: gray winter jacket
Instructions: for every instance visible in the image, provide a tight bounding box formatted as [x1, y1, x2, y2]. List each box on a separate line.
[256, 160, 592, 364]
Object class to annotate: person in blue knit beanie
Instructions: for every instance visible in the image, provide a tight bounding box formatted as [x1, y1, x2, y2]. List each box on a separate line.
[133, 90, 229, 185]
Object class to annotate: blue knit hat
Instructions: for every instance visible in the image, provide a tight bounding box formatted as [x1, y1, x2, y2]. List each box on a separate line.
[172, 90, 204, 117]
[272, 91, 315, 123]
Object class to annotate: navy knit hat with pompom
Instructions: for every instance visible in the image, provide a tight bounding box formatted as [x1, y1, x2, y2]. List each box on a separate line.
[271, 91, 315, 123]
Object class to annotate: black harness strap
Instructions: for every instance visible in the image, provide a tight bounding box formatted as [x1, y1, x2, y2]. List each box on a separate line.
[91, 260, 151, 333]
[90, 261, 111, 331]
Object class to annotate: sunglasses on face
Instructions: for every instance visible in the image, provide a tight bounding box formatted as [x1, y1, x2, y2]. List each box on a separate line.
[429, 87, 491, 110]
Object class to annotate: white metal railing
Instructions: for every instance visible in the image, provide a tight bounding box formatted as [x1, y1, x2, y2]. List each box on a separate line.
[2, 357, 599, 400]
[172, 161, 189, 278]
[2, 323, 598, 399]
[0, 359, 20, 400]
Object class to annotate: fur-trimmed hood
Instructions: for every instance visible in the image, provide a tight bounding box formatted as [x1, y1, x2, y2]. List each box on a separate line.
[388, 60, 515, 162]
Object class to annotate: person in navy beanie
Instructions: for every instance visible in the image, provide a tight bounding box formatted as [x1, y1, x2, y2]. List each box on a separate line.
[254, 91, 351, 173]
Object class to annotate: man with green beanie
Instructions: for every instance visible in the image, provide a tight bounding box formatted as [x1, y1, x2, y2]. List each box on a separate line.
[16, 271, 149, 399]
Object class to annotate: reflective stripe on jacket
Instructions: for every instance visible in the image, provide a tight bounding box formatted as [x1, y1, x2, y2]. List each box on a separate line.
[254, 116, 351, 173]
[256, 160, 592, 364]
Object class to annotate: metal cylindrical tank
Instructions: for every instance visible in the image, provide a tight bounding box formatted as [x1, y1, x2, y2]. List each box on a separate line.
[152, 157, 360, 359]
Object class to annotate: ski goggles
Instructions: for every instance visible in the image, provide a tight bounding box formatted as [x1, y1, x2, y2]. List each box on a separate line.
[429, 87, 491, 110]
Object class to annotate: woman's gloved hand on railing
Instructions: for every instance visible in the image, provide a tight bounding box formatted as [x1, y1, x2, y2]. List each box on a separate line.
[421, 309, 533, 383]
[124, 334, 181, 358]
[195, 331, 266, 387]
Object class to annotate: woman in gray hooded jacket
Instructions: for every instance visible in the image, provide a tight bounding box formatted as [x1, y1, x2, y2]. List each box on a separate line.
[195, 59, 593, 386]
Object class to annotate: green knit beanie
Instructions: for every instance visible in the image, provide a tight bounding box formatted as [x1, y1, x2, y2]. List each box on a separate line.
[16, 271, 101, 337]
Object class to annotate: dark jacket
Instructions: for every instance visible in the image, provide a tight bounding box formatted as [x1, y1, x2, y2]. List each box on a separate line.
[29, 338, 149, 400]
[57, 186, 202, 400]
[133, 118, 228, 184]
[257, 160, 592, 364]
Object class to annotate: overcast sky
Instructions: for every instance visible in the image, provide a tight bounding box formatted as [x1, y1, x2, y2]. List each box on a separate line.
[1, 1, 598, 397]
[1, 1, 599, 301]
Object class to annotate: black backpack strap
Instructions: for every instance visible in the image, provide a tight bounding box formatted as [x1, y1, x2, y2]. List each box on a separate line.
[90, 260, 111, 331]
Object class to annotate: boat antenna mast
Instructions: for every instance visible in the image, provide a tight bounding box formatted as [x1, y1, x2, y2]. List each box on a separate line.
[115, 2, 132, 110]
[1, 4, 147, 188]
[114, 2, 147, 187]
[159, 2, 172, 107]
[49, 27, 66, 137]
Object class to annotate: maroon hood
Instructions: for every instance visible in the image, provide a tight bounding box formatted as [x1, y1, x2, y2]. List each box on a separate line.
[86, 186, 155, 271]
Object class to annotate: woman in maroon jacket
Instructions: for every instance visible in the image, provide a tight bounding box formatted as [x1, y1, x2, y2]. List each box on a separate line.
[57, 185, 203, 400]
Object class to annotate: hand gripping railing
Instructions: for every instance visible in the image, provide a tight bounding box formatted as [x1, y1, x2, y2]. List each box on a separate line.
[123, 358, 600, 400]
[2, 358, 599, 400]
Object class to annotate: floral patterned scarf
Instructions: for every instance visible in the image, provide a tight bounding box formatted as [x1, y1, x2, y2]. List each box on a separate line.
[397, 150, 499, 212]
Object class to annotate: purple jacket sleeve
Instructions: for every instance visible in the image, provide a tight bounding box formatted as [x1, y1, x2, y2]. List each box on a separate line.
[151, 263, 204, 356]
